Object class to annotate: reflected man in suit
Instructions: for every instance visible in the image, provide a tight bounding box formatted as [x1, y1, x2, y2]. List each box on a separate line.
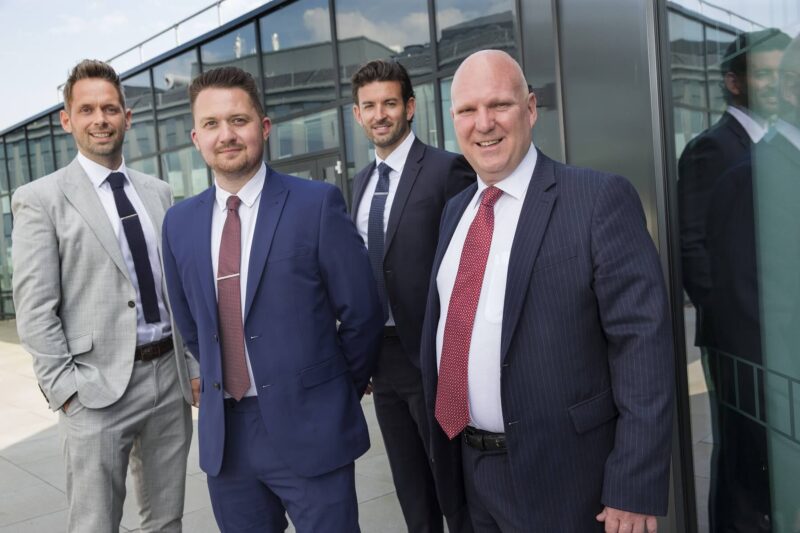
[12, 60, 198, 532]
[419, 50, 674, 533]
[162, 67, 383, 532]
[350, 59, 475, 532]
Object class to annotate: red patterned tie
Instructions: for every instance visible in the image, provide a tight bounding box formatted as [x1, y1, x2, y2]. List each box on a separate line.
[435, 186, 504, 439]
[218, 195, 250, 400]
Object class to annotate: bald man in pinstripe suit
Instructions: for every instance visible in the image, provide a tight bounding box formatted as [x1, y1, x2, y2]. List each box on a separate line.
[419, 50, 674, 533]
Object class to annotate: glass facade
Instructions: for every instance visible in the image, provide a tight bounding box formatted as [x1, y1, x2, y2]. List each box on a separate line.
[667, 1, 800, 531]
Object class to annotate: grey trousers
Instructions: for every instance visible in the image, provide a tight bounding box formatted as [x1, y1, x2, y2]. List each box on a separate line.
[58, 352, 192, 533]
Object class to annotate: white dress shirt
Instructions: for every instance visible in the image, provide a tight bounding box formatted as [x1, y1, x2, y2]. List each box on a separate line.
[211, 163, 266, 398]
[435, 144, 538, 433]
[78, 152, 171, 345]
[355, 130, 416, 326]
[727, 106, 768, 143]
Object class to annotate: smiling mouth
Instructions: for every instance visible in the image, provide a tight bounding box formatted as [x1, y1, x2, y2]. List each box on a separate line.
[477, 139, 501, 147]
[90, 132, 113, 139]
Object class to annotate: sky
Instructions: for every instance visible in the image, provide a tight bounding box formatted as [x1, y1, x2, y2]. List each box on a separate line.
[0, 0, 269, 131]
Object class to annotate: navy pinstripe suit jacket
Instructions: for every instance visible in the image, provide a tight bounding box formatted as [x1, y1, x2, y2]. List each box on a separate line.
[420, 151, 674, 531]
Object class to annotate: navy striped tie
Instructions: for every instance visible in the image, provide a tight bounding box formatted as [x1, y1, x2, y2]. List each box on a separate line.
[367, 162, 392, 320]
[106, 172, 160, 323]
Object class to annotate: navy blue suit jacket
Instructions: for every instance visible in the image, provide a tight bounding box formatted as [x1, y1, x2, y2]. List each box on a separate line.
[351, 138, 474, 366]
[420, 152, 674, 529]
[162, 167, 383, 478]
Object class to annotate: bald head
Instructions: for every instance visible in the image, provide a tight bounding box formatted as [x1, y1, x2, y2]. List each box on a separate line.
[450, 50, 536, 185]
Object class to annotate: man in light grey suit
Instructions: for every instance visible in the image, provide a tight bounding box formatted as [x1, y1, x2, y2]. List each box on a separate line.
[11, 60, 199, 532]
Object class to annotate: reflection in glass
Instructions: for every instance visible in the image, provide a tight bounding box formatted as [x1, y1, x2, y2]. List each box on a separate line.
[52, 111, 77, 169]
[670, 2, 800, 529]
[27, 118, 54, 179]
[261, 0, 335, 117]
[335, 0, 430, 97]
[440, 78, 458, 153]
[128, 157, 159, 178]
[0, 195, 10, 295]
[411, 83, 436, 148]
[436, 0, 518, 69]
[154, 50, 199, 150]
[161, 147, 209, 201]
[123, 70, 158, 161]
[270, 109, 338, 160]
[6, 129, 29, 191]
[0, 143, 8, 194]
[202, 23, 259, 80]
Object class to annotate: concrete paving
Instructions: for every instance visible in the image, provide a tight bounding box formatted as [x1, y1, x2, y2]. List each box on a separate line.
[0, 320, 407, 532]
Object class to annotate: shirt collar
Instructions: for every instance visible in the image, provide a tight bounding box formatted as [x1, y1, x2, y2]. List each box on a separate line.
[473, 143, 538, 207]
[77, 151, 128, 188]
[376, 130, 416, 175]
[214, 162, 267, 211]
[727, 106, 768, 143]
[773, 119, 800, 152]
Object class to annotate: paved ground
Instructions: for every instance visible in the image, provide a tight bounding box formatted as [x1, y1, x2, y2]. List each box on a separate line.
[0, 320, 406, 532]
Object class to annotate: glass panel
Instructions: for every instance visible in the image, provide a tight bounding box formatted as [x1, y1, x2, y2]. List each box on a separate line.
[411, 82, 436, 147]
[52, 110, 77, 168]
[668, 2, 800, 530]
[0, 142, 8, 194]
[0, 195, 10, 295]
[123, 71, 158, 161]
[342, 103, 373, 183]
[202, 23, 259, 78]
[161, 147, 209, 201]
[26, 118, 54, 178]
[154, 50, 199, 150]
[435, 0, 518, 69]
[269, 109, 339, 160]
[260, 0, 335, 118]
[6, 128, 30, 191]
[127, 157, 159, 177]
[335, 0, 431, 97]
[439, 77, 459, 153]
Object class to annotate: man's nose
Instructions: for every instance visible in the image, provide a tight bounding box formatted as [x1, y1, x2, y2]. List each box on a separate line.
[475, 107, 495, 132]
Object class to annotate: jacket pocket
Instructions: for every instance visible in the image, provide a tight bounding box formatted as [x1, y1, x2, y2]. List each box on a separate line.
[300, 355, 348, 388]
[533, 244, 577, 273]
[567, 388, 618, 434]
[66, 332, 93, 356]
[267, 246, 312, 263]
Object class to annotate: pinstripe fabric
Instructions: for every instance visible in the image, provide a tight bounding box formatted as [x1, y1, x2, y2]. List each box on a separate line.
[420, 151, 674, 532]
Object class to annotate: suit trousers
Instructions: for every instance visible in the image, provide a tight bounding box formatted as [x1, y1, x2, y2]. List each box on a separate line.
[206, 396, 359, 533]
[58, 351, 192, 533]
[373, 336, 471, 533]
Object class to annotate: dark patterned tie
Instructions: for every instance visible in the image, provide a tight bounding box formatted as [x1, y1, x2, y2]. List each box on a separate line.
[435, 186, 504, 439]
[106, 172, 160, 323]
[217, 195, 250, 400]
[367, 162, 392, 320]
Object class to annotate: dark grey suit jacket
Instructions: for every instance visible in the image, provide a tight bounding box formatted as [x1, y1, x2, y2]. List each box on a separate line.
[420, 151, 674, 530]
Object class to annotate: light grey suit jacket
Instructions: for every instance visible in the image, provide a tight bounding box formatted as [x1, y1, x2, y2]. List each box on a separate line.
[11, 157, 199, 411]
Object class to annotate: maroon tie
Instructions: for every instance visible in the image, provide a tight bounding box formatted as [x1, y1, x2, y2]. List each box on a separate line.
[435, 186, 504, 439]
[218, 195, 250, 400]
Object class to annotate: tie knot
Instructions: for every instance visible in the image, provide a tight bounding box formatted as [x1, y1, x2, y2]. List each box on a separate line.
[106, 172, 126, 190]
[481, 186, 503, 208]
[226, 195, 241, 212]
[377, 162, 392, 179]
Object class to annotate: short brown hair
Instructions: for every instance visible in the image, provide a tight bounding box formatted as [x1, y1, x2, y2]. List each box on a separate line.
[351, 60, 415, 106]
[189, 67, 264, 117]
[63, 59, 125, 110]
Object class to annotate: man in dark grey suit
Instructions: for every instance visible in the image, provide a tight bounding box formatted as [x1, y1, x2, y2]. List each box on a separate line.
[350, 59, 474, 532]
[12, 60, 198, 532]
[419, 50, 674, 533]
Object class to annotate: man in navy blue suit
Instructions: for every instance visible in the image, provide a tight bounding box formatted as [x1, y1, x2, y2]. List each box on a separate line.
[419, 50, 674, 533]
[350, 59, 474, 533]
[162, 67, 383, 532]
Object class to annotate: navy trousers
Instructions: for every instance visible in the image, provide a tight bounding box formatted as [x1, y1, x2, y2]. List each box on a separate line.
[206, 397, 359, 533]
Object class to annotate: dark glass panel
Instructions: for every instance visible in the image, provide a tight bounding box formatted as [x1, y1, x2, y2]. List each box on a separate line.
[154, 50, 199, 150]
[435, 0, 518, 69]
[26, 118, 54, 178]
[122, 70, 158, 161]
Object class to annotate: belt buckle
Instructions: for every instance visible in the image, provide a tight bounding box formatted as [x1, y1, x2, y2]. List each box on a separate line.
[140, 344, 157, 361]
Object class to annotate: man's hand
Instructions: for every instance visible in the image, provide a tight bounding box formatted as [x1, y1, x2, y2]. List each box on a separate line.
[596, 506, 657, 533]
[61, 393, 76, 413]
[190, 378, 200, 408]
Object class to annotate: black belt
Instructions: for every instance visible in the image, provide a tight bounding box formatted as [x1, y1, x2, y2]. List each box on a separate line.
[134, 336, 174, 361]
[383, 326, 398, 338]
[463, 426, 506, 451]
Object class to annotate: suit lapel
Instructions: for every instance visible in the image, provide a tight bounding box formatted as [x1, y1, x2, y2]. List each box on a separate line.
[385, 138, 424, 257]
[351, 161, 375, 223]
[59, 158, 130, 281]
[431, 183, 477, 282]
[194, 187, 219, 325]
[723, 113, 750, 150]
[244, 167, 288, 320]
[500, 152, 557, 362]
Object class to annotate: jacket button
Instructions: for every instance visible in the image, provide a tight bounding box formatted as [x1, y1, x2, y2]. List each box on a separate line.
[213, 382, 221, 390]
[127, 300, 136, 308]
[213, 333, 219, 342]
